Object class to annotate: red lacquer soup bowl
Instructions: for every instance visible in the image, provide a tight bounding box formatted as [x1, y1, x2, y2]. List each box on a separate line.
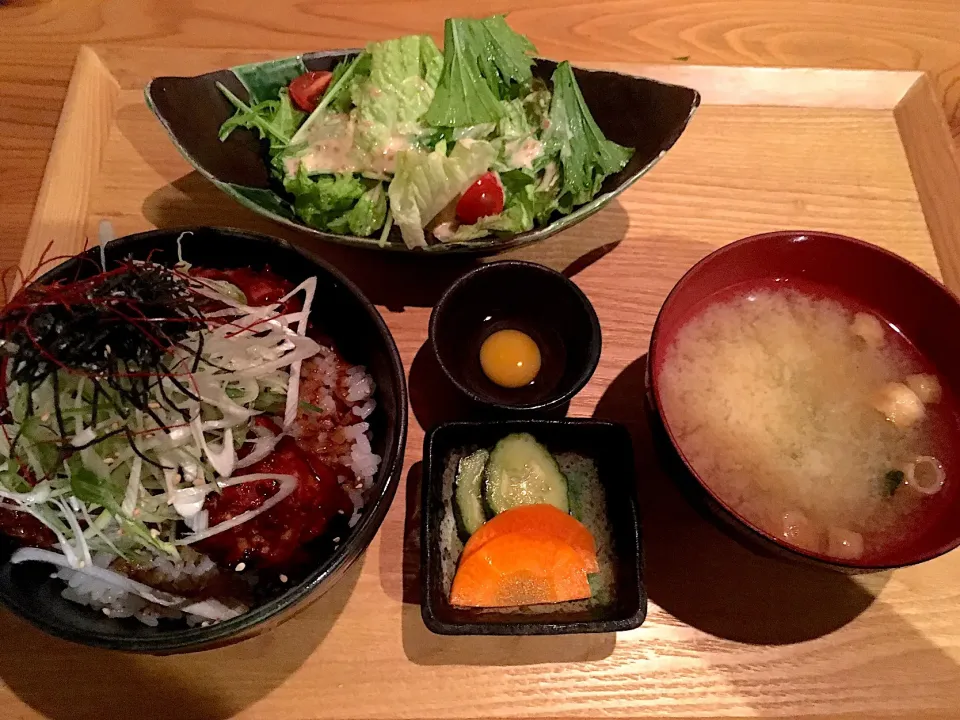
[646, 230, 960, 572]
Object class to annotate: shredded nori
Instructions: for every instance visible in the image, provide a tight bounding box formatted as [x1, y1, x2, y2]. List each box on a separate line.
[0, 261, 210, 464]
[1, 261, 202, 385]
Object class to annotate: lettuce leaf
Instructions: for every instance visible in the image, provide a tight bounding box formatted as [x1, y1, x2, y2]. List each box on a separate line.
[388, 139, 496, 248]
[327, 53, 373, 113]
[497, 97, 534, 139]
[353, 35, 443, 157]
[467, 15, 536, 98]
[283, 167, 369, 231]
[290, 52, 371, 145]
[497, 87, 551, 139]
[327, 182, 388, 236]
[425, 15, 536, 128]
[542, 61, 633, 208]
[425, 20, 501, 128]
[421, 36, 445, 88]
[532, 160, 561, 223]
[416, 121, 497, 152]
[443, 199, 533, 241]
[218, 85, 305, 151]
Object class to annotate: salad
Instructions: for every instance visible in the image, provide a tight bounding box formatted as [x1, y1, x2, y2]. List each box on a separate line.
[217, 14, 634, 249]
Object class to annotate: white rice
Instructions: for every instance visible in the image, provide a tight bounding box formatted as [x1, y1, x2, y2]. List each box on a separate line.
[343, 422, 379, 485]
[298, 348, 381, 489]
[339, 364, 380, 487]
[344, 366, 376, 403]
[292, 349, 381, 537]
[56, 552, 232, 627]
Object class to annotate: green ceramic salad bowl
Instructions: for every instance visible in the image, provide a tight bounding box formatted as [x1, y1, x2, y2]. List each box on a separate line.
[146, 16, 699, 254]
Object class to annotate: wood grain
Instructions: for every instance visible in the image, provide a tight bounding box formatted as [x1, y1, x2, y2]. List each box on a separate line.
[2, 46, 960, 719]
[894, 74, 960, 293]
[18, 46, 118, 283]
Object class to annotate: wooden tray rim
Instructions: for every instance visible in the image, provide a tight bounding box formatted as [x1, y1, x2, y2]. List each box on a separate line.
[9, 41, 960, 720]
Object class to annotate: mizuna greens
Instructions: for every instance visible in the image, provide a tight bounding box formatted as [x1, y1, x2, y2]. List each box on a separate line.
[218, 15, 634, 249]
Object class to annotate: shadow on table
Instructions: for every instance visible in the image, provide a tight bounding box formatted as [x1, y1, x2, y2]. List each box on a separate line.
[140, 170, 629, 309]
[141, 172, 477, 311]
[377, 461, 423, 606]
[400, 601, 615, 666]
[593, 354, 886, 645]
[0, 556, 364, 720]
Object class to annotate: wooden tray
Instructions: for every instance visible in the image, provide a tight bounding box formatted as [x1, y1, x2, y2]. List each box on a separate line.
[5, 45, 960, 719]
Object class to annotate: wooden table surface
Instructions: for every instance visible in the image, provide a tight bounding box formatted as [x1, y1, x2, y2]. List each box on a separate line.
[4, 3, 960, 720]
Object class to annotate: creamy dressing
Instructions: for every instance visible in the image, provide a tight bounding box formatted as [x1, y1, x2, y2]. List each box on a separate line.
[285, 112, 416, 176]
[372, 134, 413, 174]
[285, 113, 359, 175]
[505, 137, 543, 170]
[432, 221, 457, 241]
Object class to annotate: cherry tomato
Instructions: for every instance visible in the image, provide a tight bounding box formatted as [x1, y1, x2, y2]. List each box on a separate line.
[289, 70, 334, 112]
[456, 172, 505, 225]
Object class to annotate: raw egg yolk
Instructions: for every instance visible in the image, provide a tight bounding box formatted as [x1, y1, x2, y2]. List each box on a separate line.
[479, 329, 541, 388]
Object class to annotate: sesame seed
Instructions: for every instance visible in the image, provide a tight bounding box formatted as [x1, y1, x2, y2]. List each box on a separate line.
[40, 413, 50, 422]
[103, 457, 114, 465]
[102, 608, 111, 616]
[149, 528, 160, 538]
[235, 562, 246, 572]
[333, 537, 340, 543]
[337, 509, 345, 515]
[279, 574, 288, 583]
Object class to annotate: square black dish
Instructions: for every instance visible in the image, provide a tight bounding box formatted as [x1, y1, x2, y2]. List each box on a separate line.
[421, 419, 645, 635]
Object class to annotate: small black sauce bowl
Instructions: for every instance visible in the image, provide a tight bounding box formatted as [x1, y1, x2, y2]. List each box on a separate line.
[420, 419, 646, 635]
[429, 261, 601, 413]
